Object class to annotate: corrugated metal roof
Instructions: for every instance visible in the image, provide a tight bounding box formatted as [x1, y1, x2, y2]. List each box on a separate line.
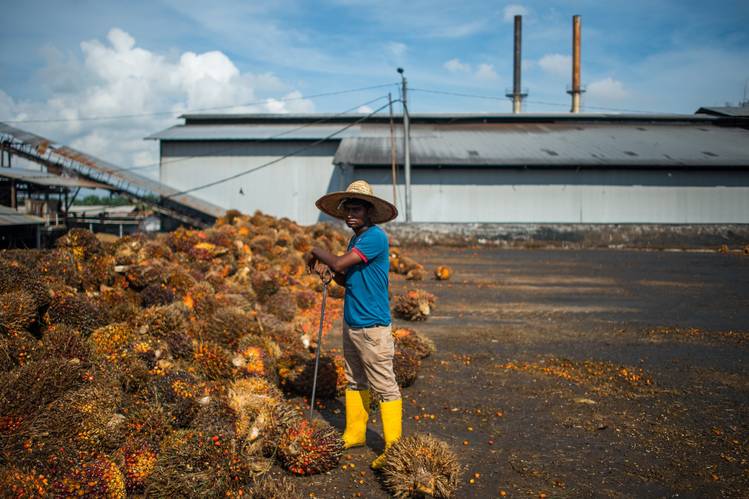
[179, 112, 717, 125]
[696, 106, 749, 118]
[0, 167, 109, 189]
[0, 204, 44, 226]
[145, 124, 370, 141]
[334, 124, 749, 168]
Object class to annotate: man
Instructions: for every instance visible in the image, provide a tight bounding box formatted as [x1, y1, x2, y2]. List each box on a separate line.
[307, 180, 400, 470]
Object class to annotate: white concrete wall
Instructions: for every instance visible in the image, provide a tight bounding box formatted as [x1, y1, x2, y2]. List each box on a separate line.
[358, 168, 749, 223]
[160, 141, 344, 225]
[159, 140, 749, 224]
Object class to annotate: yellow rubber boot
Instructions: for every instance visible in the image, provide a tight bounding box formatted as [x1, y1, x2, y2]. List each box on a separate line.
[342, 389, 370, 449]
[371, 398, 402, 470]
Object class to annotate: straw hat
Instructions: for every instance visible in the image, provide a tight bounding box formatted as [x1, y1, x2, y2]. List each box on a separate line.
[315, 180, 398, 224]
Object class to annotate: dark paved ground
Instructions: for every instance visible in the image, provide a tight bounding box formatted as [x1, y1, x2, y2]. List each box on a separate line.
[294, 247, 749, 498]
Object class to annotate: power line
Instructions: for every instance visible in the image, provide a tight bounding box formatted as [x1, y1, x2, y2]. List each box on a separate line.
[165, 100, 393, 199]
[1, 83, 399, 124]
[107, 94, 390, 173]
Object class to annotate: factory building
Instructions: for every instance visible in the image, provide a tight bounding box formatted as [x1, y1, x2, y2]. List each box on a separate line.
[148, 109, 749, 226]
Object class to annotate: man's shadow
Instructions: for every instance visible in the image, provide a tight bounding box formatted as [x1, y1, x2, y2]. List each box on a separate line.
[298, 356, 385, 452]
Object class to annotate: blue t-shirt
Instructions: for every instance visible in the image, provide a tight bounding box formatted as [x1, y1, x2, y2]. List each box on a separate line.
[343, 225, 391, 328]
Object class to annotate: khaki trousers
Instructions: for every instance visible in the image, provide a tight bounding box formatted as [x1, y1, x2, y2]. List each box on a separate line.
[342, 322, 401, 402]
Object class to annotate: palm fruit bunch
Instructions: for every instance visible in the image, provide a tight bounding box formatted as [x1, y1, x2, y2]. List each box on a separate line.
[393, 344, 421, 388]
[111, 405, 170, 491]
[393, 289, 437, 321]
[405, 266, 427, 281]
[265, 287, 298, 321]
[393, 327, 436, 359]
[116, 442, 159, 494]
[226, 377, 301, 460]
[54, 228, 116, 291]
[23, 380, 122, 460]
[144, 429, 257, 497]
[232, 336, 276, 382]
[189, 394, 239, 438]
[201, 306, 259, 349]
[0, 330, 40, 371]
[0, 257, 50, 331]
[193, 341, 233, 380]
[0, 291, 37, 335]
[46, 291, 108, 336]
[295, 288, 317, 310]
[251, 269, 285, 303]
[165, 226, 203, 253]
[277, 418, 343, 475]
[39, 324, 91, 362]
[140, 282, 176, 307]
[136, 303, 194, 360]
[396, 256, 423, 276]
[247, 473, 299, 498]
[183, 281, 218, 318]
[99, 285, 141, 323]
[434, 265, 453, 281]
[89, 322, 140, 364]
[0, 466, 50, 497]
[52, 456, 126, 498]
[380, 433, 462, 498]
[277, 353, 344, 399]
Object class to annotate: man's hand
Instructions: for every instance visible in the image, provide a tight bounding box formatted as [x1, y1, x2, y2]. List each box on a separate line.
[304, 252, 318, 271]
[305, 252, 329, 276]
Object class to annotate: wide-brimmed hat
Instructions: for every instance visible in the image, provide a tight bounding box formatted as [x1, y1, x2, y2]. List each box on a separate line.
[315, 180, 398, 224]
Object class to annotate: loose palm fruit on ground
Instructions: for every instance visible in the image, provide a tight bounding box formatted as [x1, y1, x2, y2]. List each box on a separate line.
[434, 265, 453, 281]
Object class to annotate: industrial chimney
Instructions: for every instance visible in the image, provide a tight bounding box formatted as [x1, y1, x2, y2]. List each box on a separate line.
[505, 15, 527, 113]
[567, 15, 584, 113]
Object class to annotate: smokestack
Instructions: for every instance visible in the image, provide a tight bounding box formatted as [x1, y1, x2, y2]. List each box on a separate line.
[567, 15, 584, 113]
[505, 15, 527, 113]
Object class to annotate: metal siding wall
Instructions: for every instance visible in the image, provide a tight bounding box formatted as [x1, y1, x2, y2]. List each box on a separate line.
[356, 168, 749, 223]
[161, 141, 342, 225]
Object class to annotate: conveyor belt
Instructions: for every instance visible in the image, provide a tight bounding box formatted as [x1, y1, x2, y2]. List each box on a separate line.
[0, 122, 223, 228]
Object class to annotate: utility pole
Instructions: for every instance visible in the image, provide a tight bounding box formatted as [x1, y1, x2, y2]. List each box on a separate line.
[398, 67, 412, 222]
[388, 93, 398, 209]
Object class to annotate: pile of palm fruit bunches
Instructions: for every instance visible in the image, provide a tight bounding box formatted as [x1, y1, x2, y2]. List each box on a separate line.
[0, 210, 460, 498]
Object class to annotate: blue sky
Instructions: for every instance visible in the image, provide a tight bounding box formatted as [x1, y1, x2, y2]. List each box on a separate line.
[1, 0, 748, 174]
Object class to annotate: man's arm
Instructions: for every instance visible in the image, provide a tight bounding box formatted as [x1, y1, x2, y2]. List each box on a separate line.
[311, 246, 362, 274]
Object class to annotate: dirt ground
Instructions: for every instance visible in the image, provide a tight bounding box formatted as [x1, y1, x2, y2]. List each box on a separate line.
[290, 247, 749, 498]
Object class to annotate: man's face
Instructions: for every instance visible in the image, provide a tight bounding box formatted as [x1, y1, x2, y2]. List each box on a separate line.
[343, 201, 370, 230]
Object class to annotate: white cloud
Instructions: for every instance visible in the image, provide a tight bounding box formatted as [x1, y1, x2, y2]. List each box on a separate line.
[357, 105, 373, 113]
[503, 4, 529, 22]
[475, 63, 499, 81]
[0, 28, 314, 177]
[265, 90, 315, 114]
[587, 77, 628, 101]
[444, 58, 471, 73]
[386, 42, 407, 59]
[538, 53, 571, 77]
[432, 20, 487, 38]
